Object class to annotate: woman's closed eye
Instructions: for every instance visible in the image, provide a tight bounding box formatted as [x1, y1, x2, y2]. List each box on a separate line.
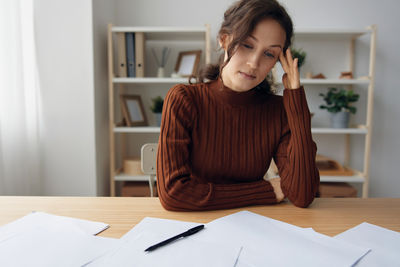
[241, 42, 276, 59]
[242, 43, 253, 50]
[264, 51, 276, 58]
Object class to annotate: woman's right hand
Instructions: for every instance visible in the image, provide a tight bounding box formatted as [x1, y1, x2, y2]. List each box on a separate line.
[269, 178, 284, 202]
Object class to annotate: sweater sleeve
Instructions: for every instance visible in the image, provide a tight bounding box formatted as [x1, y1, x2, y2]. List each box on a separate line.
[157, 84, 277, 211]
[273, 86, 320, 208]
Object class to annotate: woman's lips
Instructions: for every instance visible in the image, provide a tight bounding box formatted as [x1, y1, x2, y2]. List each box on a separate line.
[239, 71, 256, 80]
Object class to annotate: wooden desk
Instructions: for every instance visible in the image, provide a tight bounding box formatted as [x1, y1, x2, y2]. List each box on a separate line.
[0, 197, 399, 237]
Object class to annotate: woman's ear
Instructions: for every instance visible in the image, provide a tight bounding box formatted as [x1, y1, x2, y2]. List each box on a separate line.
[218, 34, 231, 50]
[218, 35, 225, 50]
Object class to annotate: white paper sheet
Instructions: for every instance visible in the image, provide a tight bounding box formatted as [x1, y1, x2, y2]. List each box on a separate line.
[88, 217, 242, 267]
[335, 222, 400, 266]
[0, 225, 120, 267]
[0, 212, 109, 243]
[190, 211, 370, 267]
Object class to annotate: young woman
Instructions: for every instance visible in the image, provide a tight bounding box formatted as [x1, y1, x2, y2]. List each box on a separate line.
[156, 0, 320, 211]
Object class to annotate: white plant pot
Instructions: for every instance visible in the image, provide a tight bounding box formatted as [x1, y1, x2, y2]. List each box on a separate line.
[155, 113, 162, 126]
[330, 111, 350, 128]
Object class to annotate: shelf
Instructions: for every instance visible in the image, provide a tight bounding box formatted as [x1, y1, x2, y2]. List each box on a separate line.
[114, 127, 160, 133]
[294, 27, 371, 38]
[276, 78, 370, 85]
[114, 173, 365, 183]
[116, 172, 365, 183]
[108, 23, 212, 196]
[116, 173, 364, 183]
[301, 78, 370, 85]
[113, 77, 370, 85]
[114, 173, 150, 182]
[112, 26, 208, 41]
[108, 24, 376, 198]
[113, 77, 190, 84]
[112, 26, 207, 33]
[114, 126, 368, 134]
[113, 26, 371, 37]
[311, 127, 368, 134]
[320, 174, 365, 183]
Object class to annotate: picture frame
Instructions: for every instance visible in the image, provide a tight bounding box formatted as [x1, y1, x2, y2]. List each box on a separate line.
[174, 50, 202, 77]
[120, 95, 148, 126]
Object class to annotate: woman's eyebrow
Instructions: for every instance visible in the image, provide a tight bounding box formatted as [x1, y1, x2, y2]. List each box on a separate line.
[248, 35, 282, 49]
[269, 45, 282, 51]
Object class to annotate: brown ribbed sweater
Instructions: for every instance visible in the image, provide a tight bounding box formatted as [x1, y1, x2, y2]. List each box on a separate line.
[157, 79, 319, 211]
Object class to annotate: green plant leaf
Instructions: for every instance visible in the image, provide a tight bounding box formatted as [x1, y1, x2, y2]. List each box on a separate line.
[290, 47, 306, 68]
[150, 96, 164, 113]
[319, 87, 360, 114]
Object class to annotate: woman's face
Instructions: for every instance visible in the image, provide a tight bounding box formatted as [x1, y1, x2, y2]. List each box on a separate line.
[220, 18, 286, 92]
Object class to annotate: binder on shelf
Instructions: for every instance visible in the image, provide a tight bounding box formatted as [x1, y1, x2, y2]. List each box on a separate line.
[125, 33, 136, 77]
[116, 33, 127, 77]
[135, 32, 145, 77]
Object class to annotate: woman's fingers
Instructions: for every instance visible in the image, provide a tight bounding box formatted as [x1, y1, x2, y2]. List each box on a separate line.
[293, 57, 299, 78]
[279, 51, 289, 73]
[280, 49, 296, 73]
[282, 73, 289, 88]
[280, 49, 300, 89]
[286, 49, 294, 69]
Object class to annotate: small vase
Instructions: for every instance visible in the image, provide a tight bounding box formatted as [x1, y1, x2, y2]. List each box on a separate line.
[155, 113, 162, 126]
[157, 67, 165, 78]
[330, 111, 350, 128]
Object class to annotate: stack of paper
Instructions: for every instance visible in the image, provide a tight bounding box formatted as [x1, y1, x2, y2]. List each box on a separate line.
[1, 211, 399, 266]
[335, 222, 400, 266]
[88, 211, 372, 267]
[0, 212, 109, 242]
[0, 212, 120, 267]
[88, 217, 241, 267]
[193, 211, 370, 266]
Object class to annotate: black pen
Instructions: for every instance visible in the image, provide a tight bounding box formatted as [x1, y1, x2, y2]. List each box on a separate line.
[144, 225, 205, 252]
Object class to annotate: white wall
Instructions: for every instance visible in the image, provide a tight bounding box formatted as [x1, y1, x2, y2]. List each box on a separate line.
[92, 0, 116, 196]
[34, 0, 98, 195]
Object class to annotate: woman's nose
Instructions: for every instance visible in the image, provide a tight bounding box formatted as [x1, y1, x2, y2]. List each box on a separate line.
[247, 53, 260, 69]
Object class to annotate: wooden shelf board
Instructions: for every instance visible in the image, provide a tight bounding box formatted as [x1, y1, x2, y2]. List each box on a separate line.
[312, 127, 368, 134]
[276, 78, 370, 85]
[112, 26, 370, 36]
[320, 175, 365, 183]
[112, 26, 207, 33]
[114, 77, 370, 85]
[114, 127, 160, 133]
[114, 127, 368, 134]
[117, 173, 364, 183]
[113, 77, 189, 84]
[112, 26, 207, 41]
[294, 28, 370, 37]
[114, 173, 150, 182]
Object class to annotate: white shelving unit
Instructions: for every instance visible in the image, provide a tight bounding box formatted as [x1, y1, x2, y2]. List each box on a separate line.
[292, 25, 376, 197]
[107, 24, 211, 196]
[107, 24, 376, 198]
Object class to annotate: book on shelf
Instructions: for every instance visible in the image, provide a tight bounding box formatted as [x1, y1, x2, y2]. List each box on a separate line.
[116, 33, 127, 77]
[135, 32, 145, 77]
[125, 32, 136, 77]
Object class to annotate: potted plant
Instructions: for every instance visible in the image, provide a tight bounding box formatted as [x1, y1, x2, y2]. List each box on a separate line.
[319, 87, 359, 128]
[290, 47, 306, 69]
[150, 96, 164, 126]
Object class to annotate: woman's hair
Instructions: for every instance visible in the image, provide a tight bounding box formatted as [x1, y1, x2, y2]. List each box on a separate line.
[194, 0, 293, 94]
